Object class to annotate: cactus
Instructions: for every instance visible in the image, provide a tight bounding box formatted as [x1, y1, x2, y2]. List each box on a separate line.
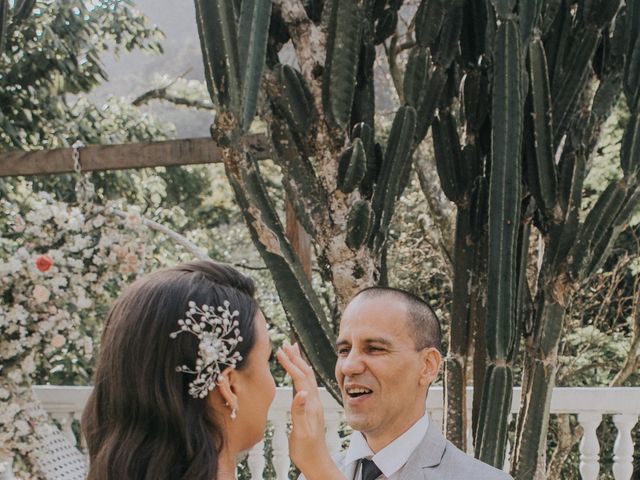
[346, 200, 373, 250]
[524, 38, 556, 216]
[194, 0, 640, 473]
[370, 106, 417, 252]
[273, 64, 316, 136]
[0, 0, 7, 56]
[337, 139, 367, 194]
[322, 0, 362, 129]
[238, 0, 272, 129]
[0, 0, 36, 56]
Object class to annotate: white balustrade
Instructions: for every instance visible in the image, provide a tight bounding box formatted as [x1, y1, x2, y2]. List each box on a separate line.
[247, 439, 265, 479]
[270, 406, 290, 480]
[503, 413, 513, 473]
[13, 386, 637, 479]
[612, 414, 638, 480]
[578, 411, 602, 480]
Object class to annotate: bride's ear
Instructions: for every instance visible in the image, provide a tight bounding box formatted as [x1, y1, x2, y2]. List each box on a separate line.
[215, 367, 238, 412]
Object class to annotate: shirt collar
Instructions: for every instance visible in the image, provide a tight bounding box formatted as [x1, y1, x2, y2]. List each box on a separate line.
[344, 413, 430, 478]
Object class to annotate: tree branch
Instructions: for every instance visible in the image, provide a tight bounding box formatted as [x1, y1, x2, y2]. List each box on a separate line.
[132, 88, 214, 110]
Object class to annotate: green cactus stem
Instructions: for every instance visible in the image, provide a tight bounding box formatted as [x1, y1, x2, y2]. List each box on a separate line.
[486, 17, 522, 362]
[370, 106, 417, 252]
[337, 139, 367, 193]
[238, 0, 272, 130]
[224, 149, 340, 401]
[404, 47, 431, 109]
[0, 0, 9, 55]
[525, 38, 557, 218]
[346, 200, 373, 250]
[475, 365, 513, 466]
[415, 0, 447, 48]
[273, 64, 316, 136]
[323, 0, 363, 129]
[194, 0, 242, 117]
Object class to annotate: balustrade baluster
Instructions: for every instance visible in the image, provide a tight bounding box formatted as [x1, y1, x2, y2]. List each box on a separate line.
[51, 413, 76, 445]
[612, 414, 638, 480]
[246, 440, 265, 480]
[503, 413, 513, 472]
[578, 412, 602, 480]
[325, 410, 342, 457]
[466, 408, 474, 455]
[431, 408, 444, 433]
[272, 412, 291, 480]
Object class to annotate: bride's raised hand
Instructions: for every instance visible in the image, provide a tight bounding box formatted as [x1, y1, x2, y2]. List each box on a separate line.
[276, 343, 345, 480]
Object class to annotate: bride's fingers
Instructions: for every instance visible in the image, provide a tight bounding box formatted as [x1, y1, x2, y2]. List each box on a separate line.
[290, 390, 309, 430]
[282, 343, 319, 388]
[276, 347, 307, 383]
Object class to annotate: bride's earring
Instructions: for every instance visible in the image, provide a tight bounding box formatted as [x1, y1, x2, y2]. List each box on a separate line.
[230, 408, 237, 420]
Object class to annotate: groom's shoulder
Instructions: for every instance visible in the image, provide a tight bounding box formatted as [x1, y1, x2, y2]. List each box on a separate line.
[440, 440, 513, 479]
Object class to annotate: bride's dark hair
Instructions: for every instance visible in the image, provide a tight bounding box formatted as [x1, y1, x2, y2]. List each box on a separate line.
[82, 261, 259, 480]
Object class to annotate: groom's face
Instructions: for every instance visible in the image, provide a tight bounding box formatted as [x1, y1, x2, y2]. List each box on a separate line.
[335, 294, 434, 450]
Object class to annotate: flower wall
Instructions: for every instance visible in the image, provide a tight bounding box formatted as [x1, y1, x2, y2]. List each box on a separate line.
[0, 192, 156, 476]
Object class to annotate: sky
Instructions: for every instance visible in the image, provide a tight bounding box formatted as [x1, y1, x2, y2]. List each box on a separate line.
[91, 0, 212, 138]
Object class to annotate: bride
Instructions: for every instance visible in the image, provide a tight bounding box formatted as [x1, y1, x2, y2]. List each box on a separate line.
[82, 260, 345, 480]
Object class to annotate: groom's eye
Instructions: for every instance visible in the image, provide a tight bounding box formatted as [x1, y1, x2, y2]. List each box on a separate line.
[337, 347, 350, 356]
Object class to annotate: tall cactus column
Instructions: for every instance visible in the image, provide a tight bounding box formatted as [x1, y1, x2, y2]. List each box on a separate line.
[474, 0, 523, 467]
[512, 1, 639, 477]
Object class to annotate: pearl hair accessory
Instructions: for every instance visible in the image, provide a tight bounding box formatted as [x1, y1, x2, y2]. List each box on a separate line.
[170, 300, 243, 399]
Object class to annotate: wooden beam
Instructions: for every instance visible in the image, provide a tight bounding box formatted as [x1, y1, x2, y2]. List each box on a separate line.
[0, 135, 271, 177]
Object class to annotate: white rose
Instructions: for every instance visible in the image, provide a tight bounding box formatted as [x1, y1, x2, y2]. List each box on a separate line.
[76, 296, 92, 309]
[8, 370, 22, 384]
[14, 420, 30, 436]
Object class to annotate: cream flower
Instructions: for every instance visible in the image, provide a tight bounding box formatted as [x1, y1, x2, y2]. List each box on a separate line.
[32, 285, 50, 304]
[50, 335, 65, 349]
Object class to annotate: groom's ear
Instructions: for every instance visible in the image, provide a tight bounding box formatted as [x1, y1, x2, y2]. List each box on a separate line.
[418, 347, 442, 387]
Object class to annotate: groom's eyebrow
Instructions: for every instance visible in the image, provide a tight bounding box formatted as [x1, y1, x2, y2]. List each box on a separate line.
[364, 338, 393, 347]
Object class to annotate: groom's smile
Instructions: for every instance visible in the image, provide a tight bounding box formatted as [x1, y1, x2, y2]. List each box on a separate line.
[344, 383, 374, 404]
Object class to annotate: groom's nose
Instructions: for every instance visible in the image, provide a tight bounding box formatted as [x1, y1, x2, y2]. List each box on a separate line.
[339, 348, 366, 377]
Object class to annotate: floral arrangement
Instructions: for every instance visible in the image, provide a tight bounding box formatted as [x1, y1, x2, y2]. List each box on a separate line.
[0, 192, 156, 477]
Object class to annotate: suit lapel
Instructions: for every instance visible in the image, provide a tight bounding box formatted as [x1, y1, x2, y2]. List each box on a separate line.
[397, 422, 447, 480]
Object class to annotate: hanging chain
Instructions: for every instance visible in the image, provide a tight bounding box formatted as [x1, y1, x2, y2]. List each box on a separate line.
[71, 140, 95, 205]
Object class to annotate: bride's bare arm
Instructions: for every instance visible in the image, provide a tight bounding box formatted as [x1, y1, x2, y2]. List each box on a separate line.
[277, 343, 347, 480]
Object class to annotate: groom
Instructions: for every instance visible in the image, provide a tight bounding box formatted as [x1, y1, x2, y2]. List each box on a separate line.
[328, 286, 511, 480]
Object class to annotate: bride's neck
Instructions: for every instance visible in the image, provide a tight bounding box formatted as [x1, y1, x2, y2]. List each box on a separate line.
[216, 448, 237, 480]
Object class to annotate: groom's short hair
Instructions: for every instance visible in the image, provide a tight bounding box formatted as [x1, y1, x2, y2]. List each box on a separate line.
[353, 286, 442, 353]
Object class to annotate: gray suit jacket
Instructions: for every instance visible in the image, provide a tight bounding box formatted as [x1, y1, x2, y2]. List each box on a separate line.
[318, 422, 512, 480]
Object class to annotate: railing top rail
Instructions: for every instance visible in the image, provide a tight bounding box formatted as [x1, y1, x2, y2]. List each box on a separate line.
[32, 386, 640, 416]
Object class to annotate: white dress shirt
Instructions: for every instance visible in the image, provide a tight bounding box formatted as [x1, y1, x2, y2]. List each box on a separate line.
[343, 414, 430, 480]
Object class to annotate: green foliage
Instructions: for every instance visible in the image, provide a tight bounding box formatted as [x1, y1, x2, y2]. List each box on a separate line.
[0, 0, 164, 151]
